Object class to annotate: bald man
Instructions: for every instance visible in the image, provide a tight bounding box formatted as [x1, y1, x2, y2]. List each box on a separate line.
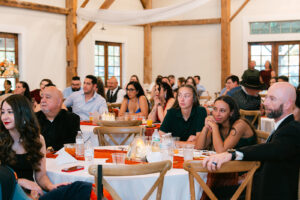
[36, 86, 80, 151]
[202, 82, 300, 200]
[106, 76, 125, 103]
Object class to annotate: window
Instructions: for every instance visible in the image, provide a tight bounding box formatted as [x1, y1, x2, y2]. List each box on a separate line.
[250, 21, 300, 34]
[0, 32, 18, 66]
[278, 44, 299, 86]
[249, 41, 300, 87]
[250, 45, 272, 71]
[95, 41, 122, 86]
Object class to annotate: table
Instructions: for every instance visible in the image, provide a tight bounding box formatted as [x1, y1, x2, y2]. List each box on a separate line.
[260, 117, 275, 133]
[46, 147, 207, 200]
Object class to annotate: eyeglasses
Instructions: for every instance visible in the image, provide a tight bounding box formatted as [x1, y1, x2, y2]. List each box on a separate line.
[126, 88, 136, 92]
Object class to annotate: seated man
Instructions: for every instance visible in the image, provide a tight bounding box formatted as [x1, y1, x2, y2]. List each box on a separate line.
[36, 86, 80, 151]
[106, 76, 125, 103]
[63, 76, 82, 99]
[203, 82, 300, 200]
[224, 75, 241, 96]
[194, 75, 206, 97]
[64, 75, 108, 120]
[231, 76, 263, 127]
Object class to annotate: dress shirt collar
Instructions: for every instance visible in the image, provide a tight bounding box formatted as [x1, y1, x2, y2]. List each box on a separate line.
[79, 90, 97, 101]
[274, 114, 293, 130]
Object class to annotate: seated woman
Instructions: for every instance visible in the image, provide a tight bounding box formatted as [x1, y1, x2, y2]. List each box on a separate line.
[159, 85, 207, 141]
[195, 95, 257, 153]
[0, 95, 92, 199]
[148, 82, 175, 123]
[14, 81, 31, 101]
[119, 81, 149, 118]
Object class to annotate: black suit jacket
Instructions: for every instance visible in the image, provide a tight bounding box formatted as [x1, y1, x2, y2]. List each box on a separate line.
[238, 115, 300, 200]
[36, 109, 80, 151]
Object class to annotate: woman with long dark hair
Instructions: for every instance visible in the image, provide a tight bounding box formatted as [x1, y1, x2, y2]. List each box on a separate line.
[14, 81, 31, 101]
[119, 81, 149, 118]
[159, 85, 207, 141]
[0, 95, 91, 199]
[96, 77, 106, 99]
[195, 95, 257, 152]
[148, 82, 175, 122]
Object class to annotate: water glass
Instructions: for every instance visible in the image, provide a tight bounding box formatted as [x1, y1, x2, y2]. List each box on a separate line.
[112, 153, 126, 164]
[183, 144, 194, 161]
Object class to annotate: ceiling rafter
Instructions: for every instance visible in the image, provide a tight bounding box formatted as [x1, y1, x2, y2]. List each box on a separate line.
[0, 0, 69, 15]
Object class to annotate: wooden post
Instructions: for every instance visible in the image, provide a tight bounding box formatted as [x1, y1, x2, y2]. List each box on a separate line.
[143, 0, 152, 84]
[221, 0, 231, 88]
[66, 0, 78, 86]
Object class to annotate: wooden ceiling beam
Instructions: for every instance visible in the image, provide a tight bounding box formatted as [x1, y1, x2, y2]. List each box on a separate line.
[140, 0, 148, 9]
[80, 0, 90, 8]
[0, 0, 69, 15]
[143, 0, 152, 84]
[230, 0, 250, 22]
[75, 0, 115, 45]
[149, 18, 221, 27]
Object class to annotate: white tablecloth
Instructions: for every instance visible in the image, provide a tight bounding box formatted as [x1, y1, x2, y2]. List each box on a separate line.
[260, 117, 275, 133]
[80, 125, 135, 147]
[46, 157, 206, 200]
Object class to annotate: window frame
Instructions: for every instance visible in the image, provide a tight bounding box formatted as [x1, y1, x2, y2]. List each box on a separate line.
[0, 32, 18, 66]
[248, 41, 300, 85]
[95, 41, 122, 86]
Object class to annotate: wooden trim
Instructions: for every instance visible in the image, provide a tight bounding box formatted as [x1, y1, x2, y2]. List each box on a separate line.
[221, 0, 231, 88]
[149, 18, 221, 27]
[0, 0, 69, 15]
[80, 0, 90, 8]
[230, 0, 250, 22]
[75, 0, 115, 45]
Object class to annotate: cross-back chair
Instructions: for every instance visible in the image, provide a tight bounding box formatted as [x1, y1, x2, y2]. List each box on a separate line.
[89, 160, 172, 200]
[93, 126, 143, 146]
[183, 160, 260, 200]
[240, 109, 261, 129]
[255, 129, 270, 144]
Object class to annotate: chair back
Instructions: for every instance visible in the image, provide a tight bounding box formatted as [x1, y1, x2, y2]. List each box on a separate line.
[107, 103, 122, 110]
[255, 129, 270, 144]
[183, 160, 260, 200]
[240, 109, 261, 129]
[89, 160, 172, 200]
[93, 126, 143, 146]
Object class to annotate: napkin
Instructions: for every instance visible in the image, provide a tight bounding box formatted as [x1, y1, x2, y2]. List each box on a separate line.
[146, 152, 162, 163]
[55, 148, 77, 165]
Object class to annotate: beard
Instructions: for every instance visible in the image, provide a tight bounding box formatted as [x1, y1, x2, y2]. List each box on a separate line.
[72, 87, 80, 92]
[266, 104, 283, 119]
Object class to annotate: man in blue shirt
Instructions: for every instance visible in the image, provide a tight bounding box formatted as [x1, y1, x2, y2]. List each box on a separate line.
[64, 75, 108, 120]
[62, 76, 82, 99]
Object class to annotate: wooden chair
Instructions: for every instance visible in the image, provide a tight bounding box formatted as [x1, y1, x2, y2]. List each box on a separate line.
[255, 129, 270, 144]
[107, 103, 122, 110]
[183, 160, 261, 200]
[240, 109, 261, 129]
[89, 160, 172, 200]
[93, 126, 143, 146]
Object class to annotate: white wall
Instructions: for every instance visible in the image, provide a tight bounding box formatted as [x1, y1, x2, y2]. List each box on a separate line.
[1, 0, 300, 93]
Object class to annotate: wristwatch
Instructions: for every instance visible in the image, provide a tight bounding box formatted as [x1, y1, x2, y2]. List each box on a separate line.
[227, 149, 236, 160]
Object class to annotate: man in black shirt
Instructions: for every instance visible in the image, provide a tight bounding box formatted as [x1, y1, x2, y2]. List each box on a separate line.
[36, 86, 80, 151]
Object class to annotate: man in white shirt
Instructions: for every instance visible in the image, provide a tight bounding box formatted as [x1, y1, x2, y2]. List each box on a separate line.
[64, 75, 108, 120]
[202, 82, 300, 200]
[62, 76, 82, 99]
[106, 76, 125, 104]
[193, 75, 206, 96]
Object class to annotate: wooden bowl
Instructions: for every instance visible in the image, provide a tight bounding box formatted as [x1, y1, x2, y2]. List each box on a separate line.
[97, 120, 142, 127]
